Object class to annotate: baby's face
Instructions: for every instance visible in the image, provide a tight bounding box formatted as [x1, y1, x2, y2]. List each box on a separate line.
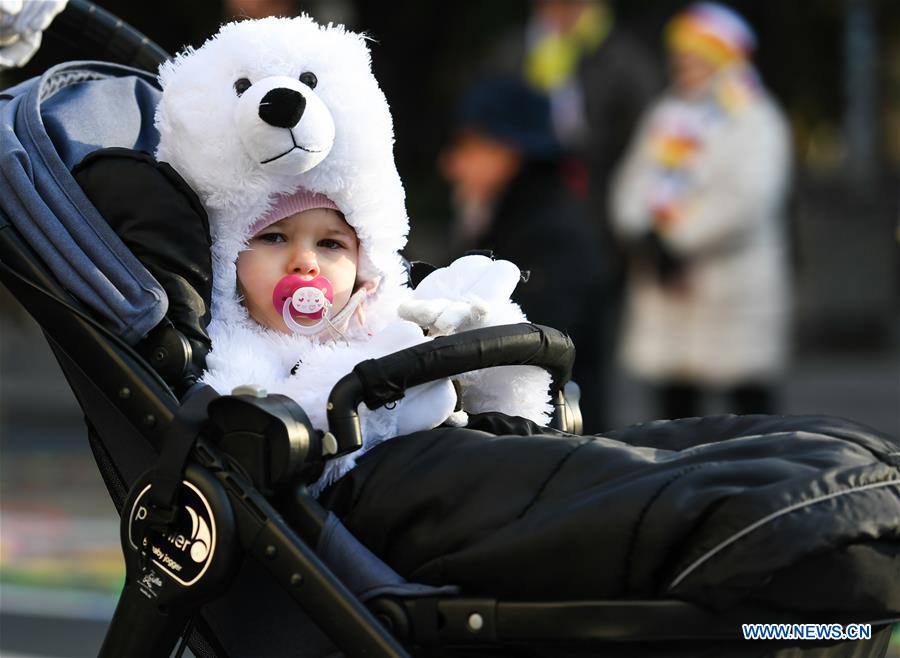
[237, 208, 359, 333]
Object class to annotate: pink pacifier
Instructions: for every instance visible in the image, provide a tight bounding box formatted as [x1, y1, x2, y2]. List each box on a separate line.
[272, 275, 334, 320]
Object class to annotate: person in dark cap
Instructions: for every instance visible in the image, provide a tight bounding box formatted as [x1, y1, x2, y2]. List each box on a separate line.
[440, 76, 608, 432]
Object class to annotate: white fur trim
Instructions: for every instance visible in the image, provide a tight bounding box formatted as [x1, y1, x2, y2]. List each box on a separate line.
[201, 320, 457, 495]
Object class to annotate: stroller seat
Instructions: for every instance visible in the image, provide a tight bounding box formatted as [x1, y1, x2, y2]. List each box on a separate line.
[1, 3, 898, 657]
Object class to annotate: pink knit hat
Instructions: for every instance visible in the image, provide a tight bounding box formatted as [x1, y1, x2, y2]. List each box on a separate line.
[249, 188, 342, 236]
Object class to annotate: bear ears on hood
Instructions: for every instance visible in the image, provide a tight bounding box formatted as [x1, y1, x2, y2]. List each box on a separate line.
[153, 15, 409, 286]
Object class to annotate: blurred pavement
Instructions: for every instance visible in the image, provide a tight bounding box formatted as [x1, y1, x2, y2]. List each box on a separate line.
[1, 292, 121, 657]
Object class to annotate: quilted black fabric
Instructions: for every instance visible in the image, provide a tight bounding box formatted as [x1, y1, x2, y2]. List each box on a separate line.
[320, 414, 900, 614]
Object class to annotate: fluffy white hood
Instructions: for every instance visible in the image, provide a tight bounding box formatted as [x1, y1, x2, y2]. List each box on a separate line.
[154, 16, 410, 333]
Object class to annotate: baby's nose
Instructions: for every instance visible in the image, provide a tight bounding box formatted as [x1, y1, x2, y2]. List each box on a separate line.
[291, 251, 319, 278]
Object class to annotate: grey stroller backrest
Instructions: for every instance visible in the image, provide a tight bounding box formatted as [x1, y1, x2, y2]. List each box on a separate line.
[0, 59, 166, 343]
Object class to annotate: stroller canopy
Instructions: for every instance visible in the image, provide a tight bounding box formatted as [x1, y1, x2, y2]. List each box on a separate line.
[0, 61, 165, 343]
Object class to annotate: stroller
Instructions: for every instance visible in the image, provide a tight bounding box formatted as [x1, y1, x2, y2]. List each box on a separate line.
[1, 2, 898, 656]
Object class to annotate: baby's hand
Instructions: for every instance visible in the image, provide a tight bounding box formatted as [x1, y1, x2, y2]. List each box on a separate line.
[398, 255, 522, 336]
[398, 297, 487, 336]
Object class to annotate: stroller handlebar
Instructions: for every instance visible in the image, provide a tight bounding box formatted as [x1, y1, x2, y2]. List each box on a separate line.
[326, 323, 575, 455]
[49, 0, 170, 72]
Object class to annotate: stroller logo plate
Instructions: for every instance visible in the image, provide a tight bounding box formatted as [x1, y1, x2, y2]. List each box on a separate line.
[127, 481, 217, 587]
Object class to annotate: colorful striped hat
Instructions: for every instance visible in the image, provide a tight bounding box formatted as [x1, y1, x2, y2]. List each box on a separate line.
[665, 3, 756, 66]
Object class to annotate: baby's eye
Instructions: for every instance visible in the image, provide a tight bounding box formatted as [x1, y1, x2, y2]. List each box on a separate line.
[255, 232, 287, 244]
[318, 238, 344, 250]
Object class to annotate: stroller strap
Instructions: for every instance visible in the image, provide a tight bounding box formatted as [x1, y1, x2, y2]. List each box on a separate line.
[146, 385, 220, 530]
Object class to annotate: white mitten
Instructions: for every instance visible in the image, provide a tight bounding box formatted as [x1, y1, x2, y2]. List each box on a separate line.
[361, 321, 458, 435]
[393, 376, 459, 436]
[360, 320, 474, 431]
[398, 255, 522, 336]
[397, 297, 487, 336]
[400, 256, 553, 425]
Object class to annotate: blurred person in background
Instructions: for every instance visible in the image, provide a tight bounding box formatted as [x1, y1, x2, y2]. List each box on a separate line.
[440, 76, 606, 431]
[222, 0, 354, 24]
[222, 0, 297, 19]
[487, 0, 660, 430]
[610, 2, 792, 420]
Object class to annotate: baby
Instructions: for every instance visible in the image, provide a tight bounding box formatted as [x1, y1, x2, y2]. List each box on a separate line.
[151, 15, 552, 493]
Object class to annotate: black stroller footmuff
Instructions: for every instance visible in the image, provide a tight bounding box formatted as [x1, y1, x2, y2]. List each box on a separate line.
[320, 414, 900, 613]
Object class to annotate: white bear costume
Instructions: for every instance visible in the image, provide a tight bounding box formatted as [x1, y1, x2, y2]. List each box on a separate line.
[153, 16, 551, 493]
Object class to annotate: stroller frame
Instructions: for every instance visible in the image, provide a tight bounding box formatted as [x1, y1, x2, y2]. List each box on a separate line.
[4, 235, 889, 657]
[1, 3, 896, 656]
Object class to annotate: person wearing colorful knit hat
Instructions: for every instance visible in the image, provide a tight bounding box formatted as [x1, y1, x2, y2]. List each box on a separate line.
[610, 3, 793, 420]
[666, 2, 755, 72]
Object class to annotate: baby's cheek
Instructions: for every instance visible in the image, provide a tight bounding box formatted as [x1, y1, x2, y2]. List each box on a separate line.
[237, 270, 269, 315]
[238, 253, 268, 291]
[235, 254, 254, 289]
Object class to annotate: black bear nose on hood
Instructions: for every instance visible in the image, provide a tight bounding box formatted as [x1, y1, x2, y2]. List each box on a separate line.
[259, 87, 307, 128]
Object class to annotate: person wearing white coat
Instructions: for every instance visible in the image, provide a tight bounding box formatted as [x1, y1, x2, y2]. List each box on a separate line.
[610, 2, 792, 419]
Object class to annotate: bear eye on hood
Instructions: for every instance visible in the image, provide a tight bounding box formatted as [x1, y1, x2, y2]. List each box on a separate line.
[233, 77, 252, 96]
[233, 71, 316, 97]
[299, 71, 317, 89]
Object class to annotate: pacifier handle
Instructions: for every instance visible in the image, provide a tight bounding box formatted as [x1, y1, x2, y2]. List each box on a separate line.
[282, 298, 332, 336]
